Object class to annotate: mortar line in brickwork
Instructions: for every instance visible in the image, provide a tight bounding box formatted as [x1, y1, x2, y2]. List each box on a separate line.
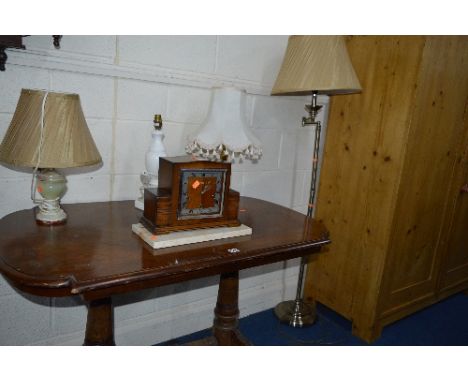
[109, 36, 120, 200]
[214, 36, 220, 74]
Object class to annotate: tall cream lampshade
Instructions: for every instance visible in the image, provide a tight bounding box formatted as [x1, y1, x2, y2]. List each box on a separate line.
[271, 35, 361, 328]
[271, 35, 361, 96]
[0, 89, 102, 224]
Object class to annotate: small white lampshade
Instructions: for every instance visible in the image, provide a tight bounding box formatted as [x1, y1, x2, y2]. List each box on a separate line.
[271, 35, 362, 96]
[186, 87, 262, 161]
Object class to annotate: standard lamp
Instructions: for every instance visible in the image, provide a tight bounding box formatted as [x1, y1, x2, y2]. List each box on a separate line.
[271, 35, 361, 327]
[186, 87, 262, 162]
[0, 89, 102, 224]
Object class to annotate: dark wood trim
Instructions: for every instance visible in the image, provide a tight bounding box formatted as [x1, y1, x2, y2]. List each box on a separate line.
[0, 35, 25, 49]
[52, 35, 62, 49]
[0, 35, 24, 71]
[0, 35, 61, 71]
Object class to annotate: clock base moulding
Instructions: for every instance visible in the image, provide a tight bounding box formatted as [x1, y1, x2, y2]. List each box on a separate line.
[132, 222, 252, 249]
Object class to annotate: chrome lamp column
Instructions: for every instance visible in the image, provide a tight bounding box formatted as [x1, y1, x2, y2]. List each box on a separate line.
[271, 35, 362, 327]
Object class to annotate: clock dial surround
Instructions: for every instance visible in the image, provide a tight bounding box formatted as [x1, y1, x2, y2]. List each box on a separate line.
[178, 169, 227, 219]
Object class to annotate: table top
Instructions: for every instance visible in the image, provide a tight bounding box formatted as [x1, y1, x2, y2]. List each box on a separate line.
[0, 197, 330, 300]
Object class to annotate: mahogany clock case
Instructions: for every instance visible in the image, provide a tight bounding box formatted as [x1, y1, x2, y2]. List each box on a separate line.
[141, 156, 241, 234]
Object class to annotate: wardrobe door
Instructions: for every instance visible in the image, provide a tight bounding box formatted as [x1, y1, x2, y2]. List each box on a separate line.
[303, 36, 424, 323]
[379, 36, 468, 314]
[440, 182, 468, 292]
[439, 99, 468, 293]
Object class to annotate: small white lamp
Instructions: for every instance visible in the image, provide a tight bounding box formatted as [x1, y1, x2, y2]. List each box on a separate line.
[186, 87, 262, 162]
[135, 114, 167, 210]
[0, 89, 102, 225]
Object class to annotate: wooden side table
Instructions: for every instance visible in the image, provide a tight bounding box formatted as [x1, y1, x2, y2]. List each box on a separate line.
[0, 197, 330, 345]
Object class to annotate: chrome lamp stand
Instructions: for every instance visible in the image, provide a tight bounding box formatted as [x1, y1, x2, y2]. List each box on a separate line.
[275, 92, 322, 327]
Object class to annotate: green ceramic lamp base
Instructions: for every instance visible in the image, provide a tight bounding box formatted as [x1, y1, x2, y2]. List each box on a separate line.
[35, 169, 67, 225]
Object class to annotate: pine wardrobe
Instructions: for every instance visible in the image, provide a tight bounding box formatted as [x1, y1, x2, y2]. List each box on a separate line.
[303, 36, 468, 342]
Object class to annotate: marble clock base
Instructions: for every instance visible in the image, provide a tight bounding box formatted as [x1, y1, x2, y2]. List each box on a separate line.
[132, 223, 252, 250]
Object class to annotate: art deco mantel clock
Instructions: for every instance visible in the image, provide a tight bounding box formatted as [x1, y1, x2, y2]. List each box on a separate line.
[141, 156, 240, 234]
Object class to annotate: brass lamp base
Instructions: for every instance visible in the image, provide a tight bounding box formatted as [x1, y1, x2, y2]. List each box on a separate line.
[274, 300, 316, 328]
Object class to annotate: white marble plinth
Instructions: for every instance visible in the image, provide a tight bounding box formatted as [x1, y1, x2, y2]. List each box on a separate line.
[132, 223, 252, 249]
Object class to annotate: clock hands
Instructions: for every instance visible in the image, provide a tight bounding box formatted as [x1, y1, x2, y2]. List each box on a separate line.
[201, 183, 212, 195]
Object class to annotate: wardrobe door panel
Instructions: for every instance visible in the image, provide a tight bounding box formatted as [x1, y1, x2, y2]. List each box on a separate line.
[381, 36, 468, 313]
[441, 187, 468, 290]
[304, 36, 425, 321]
[439, 98, 468, 292]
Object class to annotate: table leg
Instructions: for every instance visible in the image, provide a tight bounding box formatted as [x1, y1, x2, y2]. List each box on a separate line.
[83, 297, 115, 346]
[212, 271, 250, 345]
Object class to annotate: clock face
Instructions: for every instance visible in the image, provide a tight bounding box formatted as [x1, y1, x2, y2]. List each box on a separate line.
[178, 168, 227, 219]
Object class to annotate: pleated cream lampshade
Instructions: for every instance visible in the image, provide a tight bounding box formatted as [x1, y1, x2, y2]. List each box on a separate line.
[0, 89, 102, 168]
[271, 35, 361, 96]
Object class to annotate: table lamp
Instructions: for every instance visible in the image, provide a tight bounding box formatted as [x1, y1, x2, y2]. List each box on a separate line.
[135, 114, 167, 210]
[271, 35, 361, 327]
[0, 89, 102, 225]
[186, 87, 262, 162]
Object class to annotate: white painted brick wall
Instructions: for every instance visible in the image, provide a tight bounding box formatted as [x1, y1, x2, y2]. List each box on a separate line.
[0, 35, 328, 345]
[216, 36, 288, 83]
[117, 79, 168, 121]
[26, 35, 117, 61]
[119, 36, 218, 73]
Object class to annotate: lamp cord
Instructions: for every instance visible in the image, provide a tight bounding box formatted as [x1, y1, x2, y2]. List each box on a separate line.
[30, 91, 49, 203]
